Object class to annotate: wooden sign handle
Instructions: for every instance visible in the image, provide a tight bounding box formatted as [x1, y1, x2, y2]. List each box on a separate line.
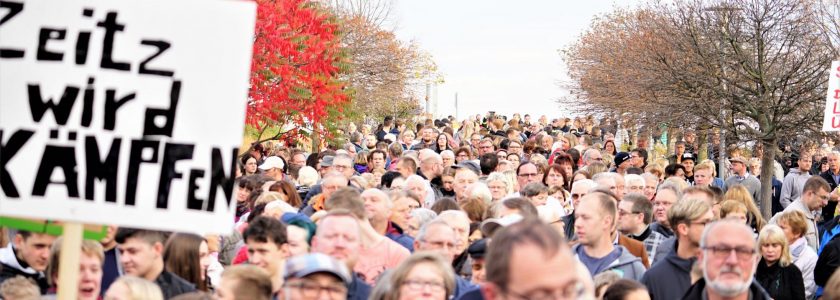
[56, 222, 83, 300]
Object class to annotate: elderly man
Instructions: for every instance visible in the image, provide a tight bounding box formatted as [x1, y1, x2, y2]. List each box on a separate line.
[516, 162, 541, 194]
[310, 211, 371, 300]
[440, 150, 456, 168]
[361, 189, 413, 251]
[413, 219, 476, 298]
[453, 167, 479, 203]
[302, 172, 348, 216]
[681, 220, 771, 300]
[582, 148, 603, 166]
[438, 210, 472, 279]
[563, 179, 597, 240]
[624, 174, 646, 195]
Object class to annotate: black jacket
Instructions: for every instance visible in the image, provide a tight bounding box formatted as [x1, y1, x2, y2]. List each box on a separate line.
[682, 278, 772, 300]
[641, 239, 695, 300]
[0, 245, 48, 294]
[154, 270, 196, 299]
[562, 212, 576, 240]
[755, 259, 805, 300]
[348, 273, 371, 300]
[819, 171, 839, 223]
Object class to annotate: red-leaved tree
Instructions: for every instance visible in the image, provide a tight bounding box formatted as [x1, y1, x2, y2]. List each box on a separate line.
[247, 0, 350, 146]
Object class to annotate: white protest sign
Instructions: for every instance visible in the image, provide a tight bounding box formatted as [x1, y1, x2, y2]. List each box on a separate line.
[823, 61, 840, 132]
[0, 0, 256, 234]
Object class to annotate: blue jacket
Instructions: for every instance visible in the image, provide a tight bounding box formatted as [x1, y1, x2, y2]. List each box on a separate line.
[347, 273, 371, 300]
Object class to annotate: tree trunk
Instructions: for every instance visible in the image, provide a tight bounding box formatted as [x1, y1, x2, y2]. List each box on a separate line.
[697, 127, 708, 161]
[759, 138, 778, 220]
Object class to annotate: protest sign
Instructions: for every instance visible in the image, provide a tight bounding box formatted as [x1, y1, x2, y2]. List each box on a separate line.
[0, 0, 257, 235]
[824, 61, 840, 131]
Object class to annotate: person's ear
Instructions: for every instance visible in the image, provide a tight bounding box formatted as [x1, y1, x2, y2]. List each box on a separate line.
[677, 223, 689, 237]
[13, 234, 24, 249]
[153, 242, 164, 256]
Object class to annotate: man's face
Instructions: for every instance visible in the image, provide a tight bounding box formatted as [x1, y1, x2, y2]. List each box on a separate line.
[479, 141, 494, 155]
[686, 209, 714, 247]
[626, 180, 645, 195]
[423, 128, 435, 143]
[682, 160, 695, 175]
[118, 237, 161, 279]
[653, 190, 678, 225]
[454, 170, 479, 201]
[694, 169, 713, 187]
[487, 244, 578, 300]
[13, 233, 55, 272]
[321, 178, 346, 200]
[390, 197, 416, 229]
[799, 156, 813, 172]
[284, 274, 347, 300]
[574, 195, 610, 246]
[440, 216, 471, 254]
[517, 164, 540, 189]
[630, 152, 643, 168]
[287, 226, 310, 257]
[470, 134, 482, 148]
[586, 151, 602, 166]
[362, 192, 391, 222]
[729, 161, 745, 175]
[312, 216, 360, 268]
[414, 224, 458, 262]
[803, 188, 830, 211]
[291, 154, 306, 168]
[332, 158, 354, 178]
[570, 182, 590, 208]
[617, 200, 641, 234]
[471, 258, 487, 285]
[441, 154, 454, 167]
[643, 177, 657, 200]
[700, 223, 758, 297]
[508, 142, 523, 155]
[676, 144, 685, 154]
[246, 239, 289, 277]
[406, 180, 428, 201]
[830, 155, 840, 171]
[371, 153, 386, 170]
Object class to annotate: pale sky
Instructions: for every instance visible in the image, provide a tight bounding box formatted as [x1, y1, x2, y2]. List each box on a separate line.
[394, 1, 641, 120]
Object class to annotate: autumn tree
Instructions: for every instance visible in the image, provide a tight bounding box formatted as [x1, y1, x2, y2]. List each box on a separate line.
[564, 0, 834, 219]
[247, 0, 351, 148]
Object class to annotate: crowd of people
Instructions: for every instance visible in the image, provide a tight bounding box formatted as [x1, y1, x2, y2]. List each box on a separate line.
[5, 112, 840, 300]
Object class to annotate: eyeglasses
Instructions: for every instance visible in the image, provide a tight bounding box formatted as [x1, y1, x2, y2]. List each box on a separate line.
[702, 245, 756, 260]
[518, 173, 540, 178]
[284, 281, 347, 298]
[402, 279, 445, 291]
[618, 210, 640, 217]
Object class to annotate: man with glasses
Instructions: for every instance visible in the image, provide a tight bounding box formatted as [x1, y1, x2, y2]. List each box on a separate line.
[562, 179, 596, 240]
[516, 162, 541, 195]
[624, 174, 646, 195]
[650, 183, 682, 239]
[507, 140, 523, 156]
[770, 176, 831, 251]
[311, 211, 371, 300]
[642, 198, 713, 299]
[479, 219, 590, 300]
[582, 149, 603, 166]
[414, 219, 475, 299]
[478, 138, 495, 156]
[282, 253, 351, 300]
[682, 220, 771, 300]
[618, 193, 665, 263]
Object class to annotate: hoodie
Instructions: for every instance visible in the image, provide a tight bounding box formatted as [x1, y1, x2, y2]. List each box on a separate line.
[0, 243, 48, 294]
[571, 244, 646, 281]
[781, 168, 811, 209]
[641, 239, 696, 300]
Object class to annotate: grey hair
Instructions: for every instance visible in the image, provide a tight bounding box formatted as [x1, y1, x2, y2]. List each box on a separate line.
[656, 181, 683, 199]
[486, 172, 513, 194]
[415, 219, 454, 242]
[410, 208, 438, 229]
[624, 174, 645, 188]
[699, 219, 756, 249]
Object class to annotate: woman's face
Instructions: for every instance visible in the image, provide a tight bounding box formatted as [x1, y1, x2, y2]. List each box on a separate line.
[605, 142, 615, 153]
[236, 187, 251, 203]
[545, 169, 564, 188]
[245, 157, 257, 174]
[398, 262, 447, 300]
[199, 241, 210, 281]
[437, 135, 447, 146]
[403, 131, 416, 143]
[778, 221, 799, 244]
[726, 211, 748, 224]
[560, 163, 574, 179]
[761, 243, 782, 264]
[487, 180, 508, 200]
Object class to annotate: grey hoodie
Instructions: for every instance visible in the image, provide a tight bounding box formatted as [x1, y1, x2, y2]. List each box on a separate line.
[781, 168, 811, 208]
[571, 244, 646, 281]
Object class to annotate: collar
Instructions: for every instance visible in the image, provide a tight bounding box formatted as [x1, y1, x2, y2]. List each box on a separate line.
[629, 225, 651, 241]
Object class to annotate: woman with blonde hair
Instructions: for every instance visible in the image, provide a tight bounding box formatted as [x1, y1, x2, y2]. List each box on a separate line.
[723, 185, 766, 232]
[104, 276, 164, 300]
[369, 252, 457, 300]
[755, 224, 806, 300]
[776, 210, 818, 298]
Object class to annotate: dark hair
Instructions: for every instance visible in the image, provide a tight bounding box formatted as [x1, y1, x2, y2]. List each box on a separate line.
[243, 217, 287, 246]
[461, 198, 488, 223]
[625, 167, 644, 175]
[664, 163, 687, 177]
[603, 140, 617, 155]
[543, 164, 570, 190]
[431, 198, 460, 215]
[623, 193, 653, 224]
[115, 228, 168, 246]
[380, 171, 403, 189]
[164, 233, 208, 291]
[602, 279, 648, 300]
[486, 218, 566, 291]
[565, 149, 580, 170]
[804, 176, 831, 194]
[479, 153, 499, 175]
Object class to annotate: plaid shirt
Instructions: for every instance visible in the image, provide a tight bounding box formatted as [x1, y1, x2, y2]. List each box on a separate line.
[630, 225, 667, 263]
